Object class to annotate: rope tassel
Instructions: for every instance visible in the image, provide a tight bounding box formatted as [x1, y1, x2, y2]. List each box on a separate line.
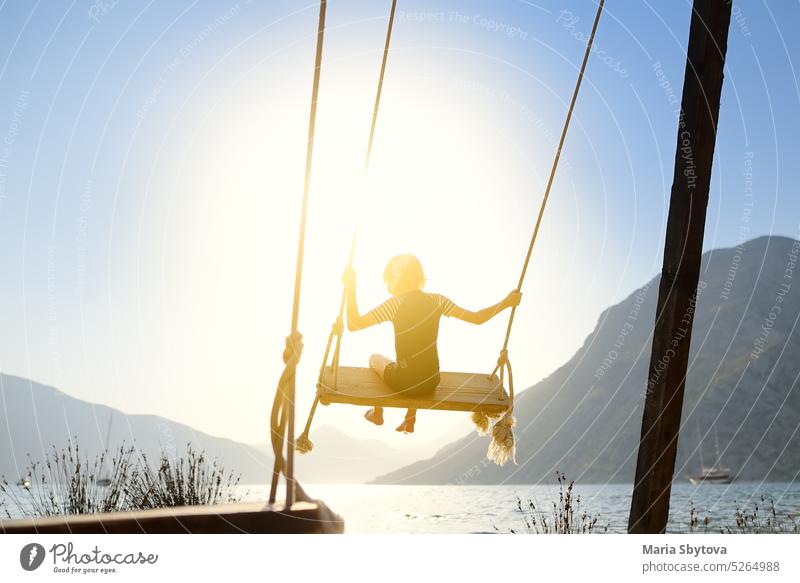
[296, 396, 320, 456]
[296, 432, 314, 454]
[487, 412, 516, 466]
[471, 410, 501, 436]
[486, 349, 515, 465]
[471, 411, 492, 435]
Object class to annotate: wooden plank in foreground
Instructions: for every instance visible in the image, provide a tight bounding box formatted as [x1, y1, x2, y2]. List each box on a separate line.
[318, 366, 509, 414]
[0, 501, 343, 534]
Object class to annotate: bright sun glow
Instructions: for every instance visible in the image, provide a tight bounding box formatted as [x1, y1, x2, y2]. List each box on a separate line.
[135, 54, 574, 446]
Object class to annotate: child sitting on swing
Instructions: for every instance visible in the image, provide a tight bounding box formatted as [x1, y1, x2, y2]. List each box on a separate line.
[342, 255, 521, 433]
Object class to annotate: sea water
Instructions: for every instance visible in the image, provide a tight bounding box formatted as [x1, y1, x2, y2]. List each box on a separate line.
[239, 482, 800, 534]
[4, 483, 798, 533]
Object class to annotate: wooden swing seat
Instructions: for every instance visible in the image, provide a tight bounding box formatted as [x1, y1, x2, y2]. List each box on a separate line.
[317, 366, 509, 414]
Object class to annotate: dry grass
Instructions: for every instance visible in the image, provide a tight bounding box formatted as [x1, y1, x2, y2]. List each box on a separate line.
[502, 472, 607, 534]
[689, 496, 799, 534]
[0, 443, 134, 518]
[127, 446, 241, 509]
[0, 441, 241, 519]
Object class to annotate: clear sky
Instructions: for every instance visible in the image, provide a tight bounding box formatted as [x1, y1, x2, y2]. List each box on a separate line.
[0, 1, 798, 448]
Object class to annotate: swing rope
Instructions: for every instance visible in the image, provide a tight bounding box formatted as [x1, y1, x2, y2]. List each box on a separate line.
[484, 0, 604, 466]
[294, 0, 604, 466]
[297, 0, 398, 455]
[268, 0, 327, 507]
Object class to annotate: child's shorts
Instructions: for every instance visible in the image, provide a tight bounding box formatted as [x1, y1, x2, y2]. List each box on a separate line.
[383, 362, 440, 397]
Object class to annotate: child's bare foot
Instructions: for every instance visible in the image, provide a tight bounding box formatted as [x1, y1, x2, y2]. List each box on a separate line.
[395, 417, 415, 434]
[364, 407, 384, 426]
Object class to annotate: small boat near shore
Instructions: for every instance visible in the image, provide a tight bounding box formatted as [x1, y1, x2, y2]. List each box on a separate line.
[689, 424, 734, 485]
[689, 466, 733, 485]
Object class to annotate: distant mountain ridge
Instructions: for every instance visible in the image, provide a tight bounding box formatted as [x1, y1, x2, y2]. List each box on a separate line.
[0, 372, 269, 482]
[0, 373, 411, 484]
[373, 236, 800, 484]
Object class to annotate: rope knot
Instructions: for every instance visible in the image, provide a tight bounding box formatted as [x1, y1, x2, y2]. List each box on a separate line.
[496, 349, 509, 367]
[332, 317, 344, 336]
[282, 331, 304, 368]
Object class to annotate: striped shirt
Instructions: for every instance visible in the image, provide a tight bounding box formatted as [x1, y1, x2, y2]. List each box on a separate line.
[366, 291, 456, 393]
[368, 293, 456, 324]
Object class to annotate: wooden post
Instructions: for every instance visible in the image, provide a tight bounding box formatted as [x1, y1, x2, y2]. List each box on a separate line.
[628, 0, 732, 534]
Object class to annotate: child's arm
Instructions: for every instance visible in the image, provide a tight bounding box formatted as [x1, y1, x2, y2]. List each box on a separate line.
[450, 290, 522, 325]
[342, 267, 384, 331]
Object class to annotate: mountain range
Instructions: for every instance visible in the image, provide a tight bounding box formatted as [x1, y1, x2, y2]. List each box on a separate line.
[3, 236, 799, 487]
[0, 372, 417, 484]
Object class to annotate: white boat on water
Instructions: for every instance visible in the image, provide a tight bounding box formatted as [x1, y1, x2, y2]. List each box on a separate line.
[689, 423, 734, 485]
[689, 466, 733, 485]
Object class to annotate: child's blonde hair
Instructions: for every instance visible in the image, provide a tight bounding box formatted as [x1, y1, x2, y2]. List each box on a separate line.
[383, 255, 425, 293]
